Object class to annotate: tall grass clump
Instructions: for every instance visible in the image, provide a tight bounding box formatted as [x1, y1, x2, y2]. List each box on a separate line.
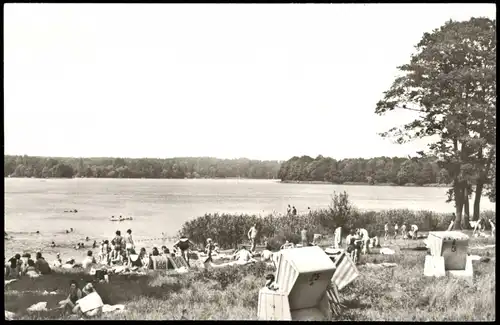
[179, 191, 495, 250]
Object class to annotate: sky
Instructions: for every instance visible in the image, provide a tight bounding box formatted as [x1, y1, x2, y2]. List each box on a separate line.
[4, 3, 496, 161]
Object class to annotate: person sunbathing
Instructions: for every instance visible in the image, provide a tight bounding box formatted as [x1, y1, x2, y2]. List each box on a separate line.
[280, 241, 294, 250]
[74, 283, 103, 317]
[52, 253, 63, 268]
[261, 247, 273, 262]
[233, 246, 256, 265]
[128, 249, 144, 268]
[161, 246, 170, 255]
[110, 247, 124, 265]
[25, 259, 40, 277]
[82, 251, 97, 269]
[35, 252, 52, 275]
[60, 280, 83, 314]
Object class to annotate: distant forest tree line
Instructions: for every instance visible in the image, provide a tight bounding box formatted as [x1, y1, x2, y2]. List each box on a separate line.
[278, 155, 451, 185]
[5, 154, 455, 186]
[4, 155, 281, 180]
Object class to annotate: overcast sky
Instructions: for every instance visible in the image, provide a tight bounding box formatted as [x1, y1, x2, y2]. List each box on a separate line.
[4, 3, 496, 161]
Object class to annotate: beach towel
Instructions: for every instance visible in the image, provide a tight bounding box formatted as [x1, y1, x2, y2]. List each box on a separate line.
[102, 304, 125, 313]
[77, 292, 104, 314]
[27, 302, 47, 312]
[380, 248, 395, 255]
[5, 310, 16, 320]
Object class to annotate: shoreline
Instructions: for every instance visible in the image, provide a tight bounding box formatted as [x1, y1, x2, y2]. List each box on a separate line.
[5, 177, 450, 188]
[279, 180, 452, 188]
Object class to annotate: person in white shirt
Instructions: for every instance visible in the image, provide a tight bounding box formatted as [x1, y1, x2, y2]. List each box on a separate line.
[401, 224, 407, 239]
[394, 223, 399, 239]
[410, 224, 419, 240]
[357, 228, 370, 254]
[384, 223, 389, 241]
[82, 251, 97, 269]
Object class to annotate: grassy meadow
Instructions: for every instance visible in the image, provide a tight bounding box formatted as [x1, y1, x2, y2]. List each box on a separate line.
[4, 233, 495, 321]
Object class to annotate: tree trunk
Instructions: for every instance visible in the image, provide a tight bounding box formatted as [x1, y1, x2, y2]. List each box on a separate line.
[462, 186, 471, 229]
[473, 182, 484, 221]
[453, 182, 464, 230]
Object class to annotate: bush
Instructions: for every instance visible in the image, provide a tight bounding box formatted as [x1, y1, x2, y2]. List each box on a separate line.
[178, 191, 495, 249]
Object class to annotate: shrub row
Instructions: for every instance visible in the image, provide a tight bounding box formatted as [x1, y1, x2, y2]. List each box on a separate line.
[179, 192, 495, 250]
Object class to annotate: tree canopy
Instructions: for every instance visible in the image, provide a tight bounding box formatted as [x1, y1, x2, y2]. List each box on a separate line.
[375, 17, 496, 228]
[4, 155, 281, 180]
[277, 155, 451, 186]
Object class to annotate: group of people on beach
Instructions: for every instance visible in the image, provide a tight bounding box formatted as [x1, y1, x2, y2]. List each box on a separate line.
[5, 251, 52, 279]
[384, 223, 419, 241]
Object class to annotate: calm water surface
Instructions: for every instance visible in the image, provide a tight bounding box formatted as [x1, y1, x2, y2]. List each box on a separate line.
[4, 178, 495, 239]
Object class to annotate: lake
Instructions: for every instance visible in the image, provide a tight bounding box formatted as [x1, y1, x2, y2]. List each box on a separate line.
[4, 178, 496, 240]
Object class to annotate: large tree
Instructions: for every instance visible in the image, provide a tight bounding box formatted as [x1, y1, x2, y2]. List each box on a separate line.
[375, 17, 496, 229]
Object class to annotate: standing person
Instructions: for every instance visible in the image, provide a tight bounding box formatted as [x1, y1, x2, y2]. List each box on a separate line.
[357, 228, 370, 254]
[300, 228, 308, 247]
[345, 230, 360, 264]
[287, 205, 291, 216]
[401, 223, 407, 239]
[205, 238, 216, 263]
[292, 206, 297, 216]
[6, 254, 22, 278]
[247, 224, 259, 252]
[488, 219, 496, 237]
[394, 223, 399, 239]
[384, 223, 389, 241]
[308, 207, 312, 216]
[124, 229, 135, 257]
[410, 224, 419, 239]
[173, 235, 194, 266]
[111, 230, 124, 254]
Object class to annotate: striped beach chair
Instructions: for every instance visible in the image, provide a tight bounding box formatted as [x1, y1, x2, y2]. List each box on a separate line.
[329, 251, 359, 291]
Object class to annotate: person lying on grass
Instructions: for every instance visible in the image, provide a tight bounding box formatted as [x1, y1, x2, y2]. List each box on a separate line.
[207, 246, 256, 268]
